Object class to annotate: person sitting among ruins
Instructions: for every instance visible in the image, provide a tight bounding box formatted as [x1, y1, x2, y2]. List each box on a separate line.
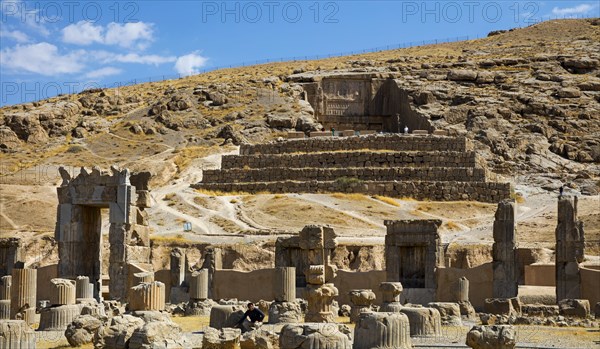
[236, 302, 265, 332]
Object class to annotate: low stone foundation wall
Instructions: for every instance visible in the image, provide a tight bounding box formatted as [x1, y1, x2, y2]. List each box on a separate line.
[202, 167, 487, 183]
[240, 134, 472, 155]
[222, 151, 479, 170]
[194, 180, 511, 203]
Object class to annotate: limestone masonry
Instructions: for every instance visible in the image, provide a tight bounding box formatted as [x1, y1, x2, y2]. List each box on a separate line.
[194, 134, 512, 202]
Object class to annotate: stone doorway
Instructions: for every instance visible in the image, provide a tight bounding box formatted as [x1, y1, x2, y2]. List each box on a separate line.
[55, 166, 153, 301]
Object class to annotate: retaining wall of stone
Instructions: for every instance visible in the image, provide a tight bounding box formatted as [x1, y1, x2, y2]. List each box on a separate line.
[221, 151, 479, 170]
[195, 180, 511, 203]
[202, 167, 487, 183]
[240, 134, 472, 155]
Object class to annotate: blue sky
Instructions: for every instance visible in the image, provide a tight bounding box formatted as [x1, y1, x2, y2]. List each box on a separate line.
[1, 0, 598, 106]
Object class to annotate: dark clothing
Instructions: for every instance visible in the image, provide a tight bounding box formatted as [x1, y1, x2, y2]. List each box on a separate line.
[239, 308, 264, 324]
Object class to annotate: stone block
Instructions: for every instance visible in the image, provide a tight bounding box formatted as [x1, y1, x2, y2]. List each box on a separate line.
[558, 299, 590, 318]
[280, 323, 352, 348]
[484, 298, 521, 317]
[466, 325, 516, 349]
[268, 301, 303, 324]
[202, 327, 241, 348]
[428, 302, 462, 326]
[209, 305, 246, 330]
[136, 190, 153, 208]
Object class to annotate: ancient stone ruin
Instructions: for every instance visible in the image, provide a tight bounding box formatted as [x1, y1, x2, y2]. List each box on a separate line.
[385, 219, 442, 303]
[492, 199, 518, 298]
[555, 195, 585, 301]
[55, 166, 152, 301]
[194, 134, 511, 202]
[297, 72, 431, 132]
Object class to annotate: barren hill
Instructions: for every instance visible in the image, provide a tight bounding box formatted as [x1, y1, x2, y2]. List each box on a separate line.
[0, 19, 599, 270]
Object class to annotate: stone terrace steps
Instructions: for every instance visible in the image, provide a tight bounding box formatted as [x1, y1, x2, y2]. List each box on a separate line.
[221, 151, 479, 170]
[240, 134, 472, 155]
[194, 134, 512, 202]
[202, 166, 487, 183]
[194, 180, 510, 203]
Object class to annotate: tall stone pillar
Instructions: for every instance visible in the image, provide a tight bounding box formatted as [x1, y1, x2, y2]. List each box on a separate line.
[555, 196, 585, 301]
[380, 282, 403, 312]
[492, 199, 517, 298]
[170, 248, 186, 287]
[305, 265, 338, 323]
[202, 247, 222, 299]
[10, 268, 36, 325]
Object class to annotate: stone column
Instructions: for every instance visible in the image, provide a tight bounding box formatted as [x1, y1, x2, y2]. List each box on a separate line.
[202, 247, 222, 299]
[170, 248, 185, 287]
[10, 268, 36, 325]
[400, 306, 442, 337]
[129, 281, 165, 311]
[0, 275, 11, 301]
[353, 312, 412, 349]
[133, 272, 154, 285]
[38, 305, 80, 331]
[274, 267, 296, 302]
[349, 289, 376, 323]
[186, 269, 213, 316]
[555, 195, 584, 301]
[0, 300, 10, 319]
[269, 266, 302, 324]
[0, 320, 36, 348]
[39, 278, 81, 331]
[453, 277, 469, 302]
[189, 269, 209, 301]
[380, 282, 403, 312]
[49, 278, 76, 305]
[305, 265, 338, 323]
[453, 277, 476, 319]
[492, 199, 517, 298]
[76, 276, 94, 300]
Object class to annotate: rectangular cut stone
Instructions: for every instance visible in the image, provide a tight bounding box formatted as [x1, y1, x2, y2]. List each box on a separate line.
[136, 191, 152, 208]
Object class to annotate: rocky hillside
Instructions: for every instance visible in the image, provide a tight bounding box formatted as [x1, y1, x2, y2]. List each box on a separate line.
[0, 18, 598, 191]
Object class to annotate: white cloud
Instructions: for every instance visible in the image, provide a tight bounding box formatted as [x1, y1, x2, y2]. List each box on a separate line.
[0, 29, 29, 42]
[60, 21, 154, 49]
[84, 67, 122, 79]
[1, 0, 50, 36]
[174, 52, 208, 76]
[104, 22, 154, 49]
[0, 42, 85, 75]
[93, 51, 177, 65]
[552, 4, 596, 16]
[62, 21, 104, 45]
